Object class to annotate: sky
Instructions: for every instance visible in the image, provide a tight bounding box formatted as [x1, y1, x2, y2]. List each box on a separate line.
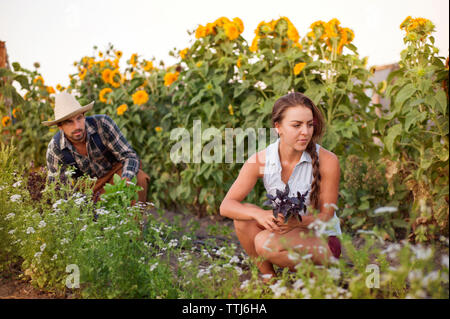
[1, 0, 449, 87]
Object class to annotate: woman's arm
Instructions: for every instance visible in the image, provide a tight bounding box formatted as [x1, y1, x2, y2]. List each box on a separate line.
[220, 151, 281, 232]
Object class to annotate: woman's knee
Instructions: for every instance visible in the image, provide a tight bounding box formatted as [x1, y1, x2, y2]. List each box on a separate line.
[254, 231, 274, 258]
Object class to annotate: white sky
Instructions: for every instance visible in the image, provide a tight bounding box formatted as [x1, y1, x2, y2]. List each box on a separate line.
[1, 0, 448, 87]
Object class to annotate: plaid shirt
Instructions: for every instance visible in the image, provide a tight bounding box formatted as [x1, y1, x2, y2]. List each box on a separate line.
[46, 114, 139, 183]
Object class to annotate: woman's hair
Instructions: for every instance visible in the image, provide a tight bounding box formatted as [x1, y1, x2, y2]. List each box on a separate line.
[271, 92, 325, 209]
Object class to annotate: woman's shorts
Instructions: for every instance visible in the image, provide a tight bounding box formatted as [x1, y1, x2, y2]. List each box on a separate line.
[328, 236, 341, 258]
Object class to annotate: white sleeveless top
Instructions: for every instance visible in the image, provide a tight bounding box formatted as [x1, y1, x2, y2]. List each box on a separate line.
[262, 138, 342, 236]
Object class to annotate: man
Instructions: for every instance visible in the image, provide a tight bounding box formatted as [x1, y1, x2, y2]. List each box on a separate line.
[43, 92, 150, 203]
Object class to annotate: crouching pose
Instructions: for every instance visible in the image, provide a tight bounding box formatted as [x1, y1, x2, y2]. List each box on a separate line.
[220, 92, 342, 279]
[43, 92, 150, 203]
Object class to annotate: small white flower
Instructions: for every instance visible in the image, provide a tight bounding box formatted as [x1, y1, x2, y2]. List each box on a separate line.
[288, 252, 300, 261]
[61, 238, 69, 244]
[240, 280, 250, 289]
[12, 180, 22, 188]
[293, 279, 304, 290]
[411, 244, 433, 260]
[26, 227, 35, 234]
[149, 262, 158, 271]
[80, 225, 87, 232]
[421, 271, 440, 287]
[34, 252, 42, 258]
[51, 254, 58, 261]
[5, 213, 15, 220]
[38, 220, 46, 228]
[229, 256, 240, 264]
[10, 194, 22, 202]
[168, 239, 178, 248]
[328, 267, 341, 280]
[234, 266, 243, 275]
[302, 253, 313, 260]
[261, 274, 273, 279]
[8, 229, 16, 235]
[40, 243, 46, 251]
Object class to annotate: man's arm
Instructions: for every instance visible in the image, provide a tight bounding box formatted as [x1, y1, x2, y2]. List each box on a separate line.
[99, 115, 140, 180]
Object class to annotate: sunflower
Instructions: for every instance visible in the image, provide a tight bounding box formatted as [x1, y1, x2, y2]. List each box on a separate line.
[102, 69, 112, 84]
[143, 60, 154, 71]
[205, 23, 216, 36]
[98, 51, 103, 58]
[287, 26, 300, 43]
[293, 62, 306, 75]
[46, 86, 56, 94]
[130, 53, 138, 67]
[179, 48, 188, 60]
[33, 76, 44, 86]
[250, 36, 259, 52]
[164, 72, 179, 87]
[132, 90, 149, 105]
[109, 69, 123, 88]
[99, 88, 113, 103]
[115, 50, 123, 59]
[79, 68, 87, 80]
[224, 23, 239, 41]
[12, 108, 19, 118]
[2, 116, 11, 127]
[155, 126, 162, 133]
[236, 57, 242, 68]
[233, 17, 244, 33]
[195, 25, 207, 39]
[117, 104, 128, 116]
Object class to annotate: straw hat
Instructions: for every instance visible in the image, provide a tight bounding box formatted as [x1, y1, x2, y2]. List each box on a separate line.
[42, 92, 94, 126]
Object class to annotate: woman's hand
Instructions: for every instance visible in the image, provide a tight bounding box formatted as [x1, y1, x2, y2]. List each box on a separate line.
[274, 214, 303, 234]
[253, 210, 281, 233]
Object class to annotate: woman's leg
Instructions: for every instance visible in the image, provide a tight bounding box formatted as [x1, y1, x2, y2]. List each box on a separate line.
[254, 228, 333, 272]
[233, 203, 276, 277]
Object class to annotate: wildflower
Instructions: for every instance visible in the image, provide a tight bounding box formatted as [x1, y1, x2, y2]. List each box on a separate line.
[61, 238, 69, 244]
[236, 57, 241, 68]
[80, 225, 87, 232]
[40, 243, 46, 251]
[288, 251, 300, 261]
[240, 279, 250, 289]
[33, 76, 45, 85]
[224, 23, 239, 40]
[79, 68, 87, 80]
[233, 17, 244, 33]
[195, 25, 207, 39]
[51, 254, 57, 261]
[229, 256, 240, 264]
[155, 126, 162, 133]
[179, 48, 188, 60]
[115, 50, 123, 59]
[234, 266, 243, 275]
[168, 239, 178, 248]
[129, 53, 138, 67]
[34, 252, 42, 259]
[328, 267, 341, 280]
[293, 62, 306, 75]
[132, 90, 149, 105]
[46, 86, 55, 95]
[117, 104, 128, 116]
[10, 194, 21, 202]
[2, 116, 11, 127]
[109, 69, 123, 88]
[302, 253, 313, 260]
[293, 279, 304, 290]
[26, 227, 35, 234]
[411, 244, 433, 260]
[164, 72, 179, 86]
[6, 213, 15, 220]
[143, 60, 154, 71]
[99, 87, 113, 103]
[38, 220, 46, 228]
[269, 280, 287, 298]
[102, 69, 112, 84]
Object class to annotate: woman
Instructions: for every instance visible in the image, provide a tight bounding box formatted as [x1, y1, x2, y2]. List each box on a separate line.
[220, 92, 342, 280]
